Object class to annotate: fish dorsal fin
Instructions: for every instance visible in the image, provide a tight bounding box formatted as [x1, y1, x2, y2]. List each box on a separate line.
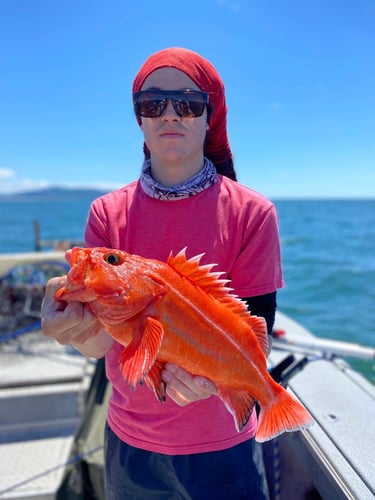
[167, 249, 246, 315]
[167, 249, 269, 356]
[246, 315, 269, 355]
[167, 248, 237, 301]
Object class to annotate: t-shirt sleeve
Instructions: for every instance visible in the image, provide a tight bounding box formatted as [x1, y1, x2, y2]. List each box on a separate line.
[84, 199, 112, 248]
[230, 203, 284, 297]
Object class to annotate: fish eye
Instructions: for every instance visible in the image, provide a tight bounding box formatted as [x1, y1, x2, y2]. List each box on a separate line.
[104, 253, 122, 266]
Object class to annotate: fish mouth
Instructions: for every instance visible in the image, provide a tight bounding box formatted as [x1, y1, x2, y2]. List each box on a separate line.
[65, 247, 87, 268]
[57, 248, 97, 302]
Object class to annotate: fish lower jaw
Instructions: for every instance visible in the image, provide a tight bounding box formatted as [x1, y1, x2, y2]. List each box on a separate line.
[59, 286, 98, 303]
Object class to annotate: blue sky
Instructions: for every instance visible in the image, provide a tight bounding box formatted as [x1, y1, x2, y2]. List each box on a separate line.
[1, 0, 374, 198]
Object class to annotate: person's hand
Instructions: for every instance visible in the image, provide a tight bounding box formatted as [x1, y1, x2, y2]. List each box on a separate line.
[161, 363, 217, 405]
[41, 276, 100, 346]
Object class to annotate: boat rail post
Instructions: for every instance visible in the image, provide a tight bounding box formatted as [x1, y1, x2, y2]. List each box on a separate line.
[33, 220, 42, 252]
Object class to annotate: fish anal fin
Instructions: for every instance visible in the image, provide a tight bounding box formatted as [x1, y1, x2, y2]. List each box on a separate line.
[217, 386, 257, 432]
[119, 317, 164, 388]
[144, 360, 166, 402]
[256, 384, 314, 442]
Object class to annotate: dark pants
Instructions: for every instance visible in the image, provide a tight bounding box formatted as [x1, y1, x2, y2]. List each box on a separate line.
[104, 423, 269, 499]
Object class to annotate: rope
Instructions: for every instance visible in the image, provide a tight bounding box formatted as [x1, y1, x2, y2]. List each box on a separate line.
[272, 439, 281, 500]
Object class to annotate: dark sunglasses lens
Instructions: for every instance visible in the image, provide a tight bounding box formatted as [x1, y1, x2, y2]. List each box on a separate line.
[134, 91, 208, 118]
[173, 95, 206, 117]
[135, 94, 167, 118]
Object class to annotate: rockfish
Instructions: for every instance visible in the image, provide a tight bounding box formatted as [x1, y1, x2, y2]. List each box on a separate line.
[56, 247, 313, 442]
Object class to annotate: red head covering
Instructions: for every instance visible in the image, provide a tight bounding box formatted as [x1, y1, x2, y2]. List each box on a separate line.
[132, 47, 234, 176]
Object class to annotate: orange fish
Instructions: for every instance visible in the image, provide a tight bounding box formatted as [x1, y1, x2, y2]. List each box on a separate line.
[56, 247, 313, 442]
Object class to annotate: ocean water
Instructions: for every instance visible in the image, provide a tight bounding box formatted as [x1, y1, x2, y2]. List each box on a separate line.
[0, 198, 90, 253]
[274, 199, 375, 383]
[0, 197, 374, 383]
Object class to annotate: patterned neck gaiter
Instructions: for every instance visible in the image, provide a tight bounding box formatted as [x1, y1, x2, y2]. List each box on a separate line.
[140, 157, 218, 200]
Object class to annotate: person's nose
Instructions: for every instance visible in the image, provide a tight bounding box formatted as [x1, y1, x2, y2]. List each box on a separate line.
[162, 99, 180, 120]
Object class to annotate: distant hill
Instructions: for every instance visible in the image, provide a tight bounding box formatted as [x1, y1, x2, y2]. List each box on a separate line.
[0, 187, 109, 201]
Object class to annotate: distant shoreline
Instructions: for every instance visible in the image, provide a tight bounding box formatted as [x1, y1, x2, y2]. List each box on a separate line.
[0, 187, 373, 202]
[0, 187, 108, 202]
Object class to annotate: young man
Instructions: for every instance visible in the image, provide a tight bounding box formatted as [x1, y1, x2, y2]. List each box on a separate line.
[42, 47, 283, 499]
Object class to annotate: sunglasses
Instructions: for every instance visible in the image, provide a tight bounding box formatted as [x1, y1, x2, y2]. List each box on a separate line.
[133, 89, 209, 118]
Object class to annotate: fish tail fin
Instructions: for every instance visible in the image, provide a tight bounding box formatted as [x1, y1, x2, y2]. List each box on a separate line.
[256, 385, 313, 442]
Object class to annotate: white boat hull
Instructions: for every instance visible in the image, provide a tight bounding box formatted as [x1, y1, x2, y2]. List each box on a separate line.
[0, 252, 66, 276]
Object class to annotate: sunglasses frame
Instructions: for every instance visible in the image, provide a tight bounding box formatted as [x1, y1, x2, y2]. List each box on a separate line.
[133, 89, 210, 118]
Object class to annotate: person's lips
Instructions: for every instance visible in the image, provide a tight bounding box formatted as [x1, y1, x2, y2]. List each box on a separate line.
[159, 129, 184, 138]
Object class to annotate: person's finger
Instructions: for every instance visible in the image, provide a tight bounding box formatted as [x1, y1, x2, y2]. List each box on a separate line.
[162, 364, 216, 405]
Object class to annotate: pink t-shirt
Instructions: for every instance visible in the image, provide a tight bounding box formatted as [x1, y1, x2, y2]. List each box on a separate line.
[85, 175, 283, 455]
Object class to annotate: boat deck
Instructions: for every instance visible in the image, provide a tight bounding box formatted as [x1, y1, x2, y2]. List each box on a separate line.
[0, 331, 96, 499]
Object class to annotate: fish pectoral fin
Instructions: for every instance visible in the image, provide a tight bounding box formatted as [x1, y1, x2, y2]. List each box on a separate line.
[216, 386, 257, 432]
[119, 317, 164, 389]
[144, 360, 166, 402]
